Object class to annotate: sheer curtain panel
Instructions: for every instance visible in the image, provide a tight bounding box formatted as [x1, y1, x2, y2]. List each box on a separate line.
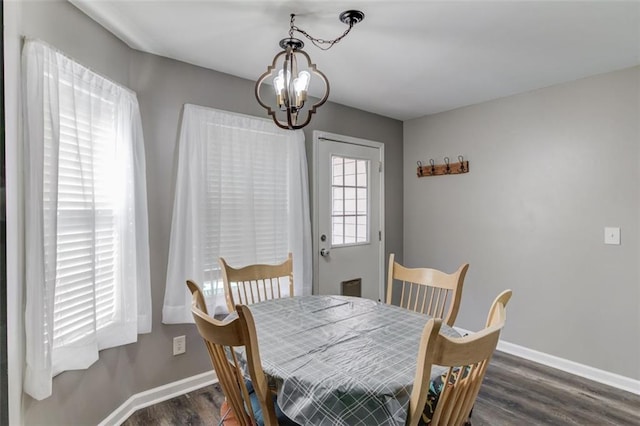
[162, 105, 312, 323]
[22, 40, 152, 400]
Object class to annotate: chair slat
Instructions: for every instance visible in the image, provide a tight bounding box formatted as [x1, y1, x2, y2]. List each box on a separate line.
[433, 288, 443, 317]
[426, 288, 436, 317]
[407, 282, 414, 310]
[438, 291, 450, 318]
[400, 280, 407, 307]
[241, 281, 250, 305]
[449, 368, 473, 424]
[211, 346, 247, 425]
[231, 350, 256, 422]
[419, 286, 428, 314]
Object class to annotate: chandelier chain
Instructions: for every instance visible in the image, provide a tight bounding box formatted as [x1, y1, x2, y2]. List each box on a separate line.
[288, 14, 355, 51]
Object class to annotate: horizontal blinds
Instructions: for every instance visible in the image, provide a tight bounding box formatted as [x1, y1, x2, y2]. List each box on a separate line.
[202, 123, 290, 293]
[43, 63, 121, 349]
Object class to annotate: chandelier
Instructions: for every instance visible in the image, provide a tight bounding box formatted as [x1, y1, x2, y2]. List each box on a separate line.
[255, 10, 365, 130]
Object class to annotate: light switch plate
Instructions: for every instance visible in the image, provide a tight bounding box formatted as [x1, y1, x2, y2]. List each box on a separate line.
[604, 227, 620, 245]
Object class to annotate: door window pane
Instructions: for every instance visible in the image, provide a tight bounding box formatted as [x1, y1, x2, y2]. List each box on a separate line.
[331, 155, 369, 246]
[332, 187, 344, 215]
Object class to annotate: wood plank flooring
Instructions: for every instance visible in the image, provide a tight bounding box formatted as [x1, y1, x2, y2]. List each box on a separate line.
[123, 351, 640, 425]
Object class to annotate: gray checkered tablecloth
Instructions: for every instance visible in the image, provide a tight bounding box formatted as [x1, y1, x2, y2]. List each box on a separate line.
[243, 295, 460, 426]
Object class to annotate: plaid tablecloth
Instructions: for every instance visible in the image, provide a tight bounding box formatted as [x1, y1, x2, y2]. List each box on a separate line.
[245, 295, 460, 426]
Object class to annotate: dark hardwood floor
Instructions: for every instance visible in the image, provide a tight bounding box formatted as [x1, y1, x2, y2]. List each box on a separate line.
[123, 351, 640, 425]
[471, 352, 639, 425]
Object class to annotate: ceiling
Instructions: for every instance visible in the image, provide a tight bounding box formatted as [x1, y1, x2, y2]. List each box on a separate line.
[70, 0, 640, 121]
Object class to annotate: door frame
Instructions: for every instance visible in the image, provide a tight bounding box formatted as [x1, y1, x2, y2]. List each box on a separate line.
[0, 1, 7, 423]
[312, 130, 385, 299]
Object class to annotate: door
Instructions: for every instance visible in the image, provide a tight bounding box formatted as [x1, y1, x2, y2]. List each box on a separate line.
[313, 131, 384, 301]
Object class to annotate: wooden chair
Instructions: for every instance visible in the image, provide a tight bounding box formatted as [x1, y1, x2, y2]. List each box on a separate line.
[386, 253, 469, 327]
[406, 289, 512, 426]
[219, 253, 294, 312]
[187, 280, 278, 426]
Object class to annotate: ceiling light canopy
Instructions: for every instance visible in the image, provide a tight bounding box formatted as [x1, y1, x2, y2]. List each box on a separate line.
[255, 11, 365, 130]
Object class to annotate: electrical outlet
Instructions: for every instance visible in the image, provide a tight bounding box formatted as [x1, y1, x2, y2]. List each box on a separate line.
[173, 335, 186, 355]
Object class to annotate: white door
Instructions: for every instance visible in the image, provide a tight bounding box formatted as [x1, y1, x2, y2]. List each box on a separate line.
[313, 131, 384, 301]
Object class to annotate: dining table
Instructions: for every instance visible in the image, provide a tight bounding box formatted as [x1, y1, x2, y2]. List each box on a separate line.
[239, 294, 460, 426]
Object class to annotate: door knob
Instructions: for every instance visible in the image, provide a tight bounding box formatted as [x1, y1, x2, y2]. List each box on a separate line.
[320, 248, 330, 257]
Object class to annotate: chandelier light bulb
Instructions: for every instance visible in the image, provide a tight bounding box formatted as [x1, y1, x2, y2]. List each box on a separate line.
[273, 70, 285, 91]
[293, 71, 311, 106]
[273, 70, 286, 107]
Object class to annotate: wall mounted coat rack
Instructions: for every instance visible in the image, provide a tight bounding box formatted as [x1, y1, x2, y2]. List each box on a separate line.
[417, 156, 469, 177]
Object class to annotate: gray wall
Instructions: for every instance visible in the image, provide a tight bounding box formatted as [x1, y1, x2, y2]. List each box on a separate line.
[9, 1, 402, 424]
[404, 67, 640, 380]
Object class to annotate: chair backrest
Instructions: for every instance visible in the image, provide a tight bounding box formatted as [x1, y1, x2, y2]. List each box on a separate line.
[219, 253, 294, 312]
[188, 281, 278, 426]
[406, 289, 512, 426]
[386, 253, 469, 326]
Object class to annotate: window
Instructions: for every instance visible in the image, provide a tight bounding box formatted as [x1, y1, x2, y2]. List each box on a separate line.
[201, 122, 290, 298]
[331, 155, 369, 246]
[45, 76, 121, 349]
[163, 105, 311, 322]
[23, 40, 151, 400]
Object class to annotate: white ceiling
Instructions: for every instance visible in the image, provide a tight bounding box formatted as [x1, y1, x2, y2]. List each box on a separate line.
[70, 0, 640, 121]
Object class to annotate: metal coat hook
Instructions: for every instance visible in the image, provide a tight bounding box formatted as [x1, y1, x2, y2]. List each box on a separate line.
[416, 155, 470, 178]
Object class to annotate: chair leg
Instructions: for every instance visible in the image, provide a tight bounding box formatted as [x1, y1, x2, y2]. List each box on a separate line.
[220, 399, 240, 426]
[464, 406, 473, 426]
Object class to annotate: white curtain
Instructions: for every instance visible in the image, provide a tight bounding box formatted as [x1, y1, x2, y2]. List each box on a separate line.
[22, 39, 152, 400]
[162, 104, 312, 323]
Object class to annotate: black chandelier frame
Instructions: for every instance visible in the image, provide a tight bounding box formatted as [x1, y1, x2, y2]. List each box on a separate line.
[254, 10, 365, 130]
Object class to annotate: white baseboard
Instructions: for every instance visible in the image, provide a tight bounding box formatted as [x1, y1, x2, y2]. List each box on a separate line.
[98, 370, 218, 426]
[454, 327, 640, 396]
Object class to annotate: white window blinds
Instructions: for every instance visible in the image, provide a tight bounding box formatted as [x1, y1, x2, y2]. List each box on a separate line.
[45, 79, 120, 349]
[23, 39, 152, 400]
[162, 105, 312, 323]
